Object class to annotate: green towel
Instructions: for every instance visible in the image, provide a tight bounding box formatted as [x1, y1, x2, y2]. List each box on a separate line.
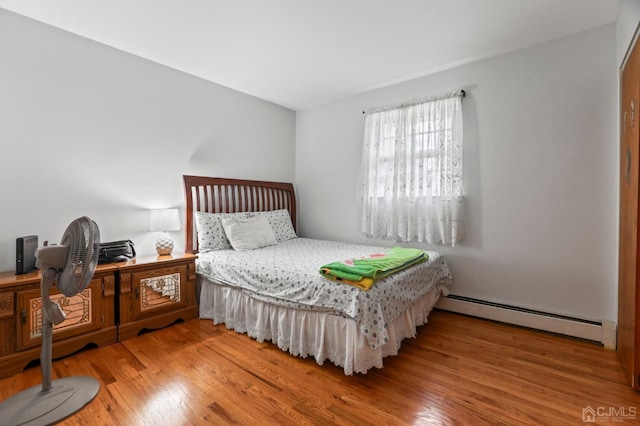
[320, 246, 428, 283]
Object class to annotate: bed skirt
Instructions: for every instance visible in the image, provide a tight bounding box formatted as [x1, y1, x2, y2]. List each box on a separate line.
[198, 277, 446, 375]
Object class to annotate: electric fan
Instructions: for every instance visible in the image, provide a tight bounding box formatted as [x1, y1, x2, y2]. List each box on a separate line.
[0, 217, 101, 426]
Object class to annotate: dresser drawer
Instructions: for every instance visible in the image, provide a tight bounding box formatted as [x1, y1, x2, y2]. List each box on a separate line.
[116, 253, 198, 341]
[16, 277, 108, 350]
[126, 265, 188, 321]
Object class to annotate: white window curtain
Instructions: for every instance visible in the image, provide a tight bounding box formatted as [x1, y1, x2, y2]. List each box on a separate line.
[357, 91, 464, 246]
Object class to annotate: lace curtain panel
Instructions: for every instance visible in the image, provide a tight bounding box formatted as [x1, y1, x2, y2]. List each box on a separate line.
[357, 92, 464, 246]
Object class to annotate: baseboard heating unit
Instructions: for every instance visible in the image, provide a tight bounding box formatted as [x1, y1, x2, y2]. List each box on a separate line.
[435, 295, 617, 349]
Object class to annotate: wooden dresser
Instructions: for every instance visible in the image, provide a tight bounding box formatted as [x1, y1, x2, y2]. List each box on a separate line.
[0, 264, 118, 379]
[0, 253, 198, 379]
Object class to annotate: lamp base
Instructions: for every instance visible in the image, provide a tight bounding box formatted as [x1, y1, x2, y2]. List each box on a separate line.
[155, 232, 174, 255]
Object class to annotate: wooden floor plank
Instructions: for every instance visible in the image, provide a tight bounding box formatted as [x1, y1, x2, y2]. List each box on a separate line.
[0, 310, 638, 425]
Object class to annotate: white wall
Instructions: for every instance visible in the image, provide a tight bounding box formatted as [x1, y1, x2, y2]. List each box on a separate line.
[0, 9, 295, 270]
[1, 7, 621, 324]
[296, 25, 618, 323]
[617, 0, 640, 67]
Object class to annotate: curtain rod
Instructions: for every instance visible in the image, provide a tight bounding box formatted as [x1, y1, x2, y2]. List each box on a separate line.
[362, 89, 465, 115]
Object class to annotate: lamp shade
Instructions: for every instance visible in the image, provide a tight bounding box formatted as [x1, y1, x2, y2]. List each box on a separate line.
[148, 209, 181, 232]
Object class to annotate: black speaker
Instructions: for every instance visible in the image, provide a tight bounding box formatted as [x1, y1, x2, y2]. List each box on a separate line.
[16, 235, 38, 275]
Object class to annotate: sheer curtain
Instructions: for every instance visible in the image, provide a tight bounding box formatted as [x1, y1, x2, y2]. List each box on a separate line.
[357, 92, 464, 246]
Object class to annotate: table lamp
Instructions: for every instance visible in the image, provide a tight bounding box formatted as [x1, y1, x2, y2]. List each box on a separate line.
[149, 208, 181, 255]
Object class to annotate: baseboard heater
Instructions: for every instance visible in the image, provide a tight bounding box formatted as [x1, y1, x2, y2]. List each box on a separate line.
[435, 295, 617, 349]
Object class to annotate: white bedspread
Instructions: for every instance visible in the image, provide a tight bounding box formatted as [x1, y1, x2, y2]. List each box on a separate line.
[196, 238, 452, 349]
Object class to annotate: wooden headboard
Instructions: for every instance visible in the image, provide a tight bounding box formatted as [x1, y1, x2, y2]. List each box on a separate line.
[183, 175, 297, 254]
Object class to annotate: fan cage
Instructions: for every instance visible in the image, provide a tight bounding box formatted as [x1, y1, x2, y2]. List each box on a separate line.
[57, 218, 100, 297]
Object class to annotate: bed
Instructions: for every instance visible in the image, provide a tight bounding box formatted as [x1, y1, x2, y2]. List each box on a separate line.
[183, 175, 452, 374]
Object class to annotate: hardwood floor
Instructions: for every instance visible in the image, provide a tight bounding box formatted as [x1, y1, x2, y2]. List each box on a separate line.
[0, 310, 637, 425]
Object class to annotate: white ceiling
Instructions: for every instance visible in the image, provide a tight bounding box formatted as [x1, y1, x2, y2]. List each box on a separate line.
[0, 0, 619, 110]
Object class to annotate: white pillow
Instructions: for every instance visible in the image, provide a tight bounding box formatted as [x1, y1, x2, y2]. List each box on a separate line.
[194, 211, 251, 252]
[220, 215, 278, 250]
[255, 209, 297, 242]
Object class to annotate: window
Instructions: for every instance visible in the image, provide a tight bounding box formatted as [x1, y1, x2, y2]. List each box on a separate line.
[357, 92, 464, 246]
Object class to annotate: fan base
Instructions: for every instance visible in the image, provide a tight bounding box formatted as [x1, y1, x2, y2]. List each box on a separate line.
[0, 376, 99, 426]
